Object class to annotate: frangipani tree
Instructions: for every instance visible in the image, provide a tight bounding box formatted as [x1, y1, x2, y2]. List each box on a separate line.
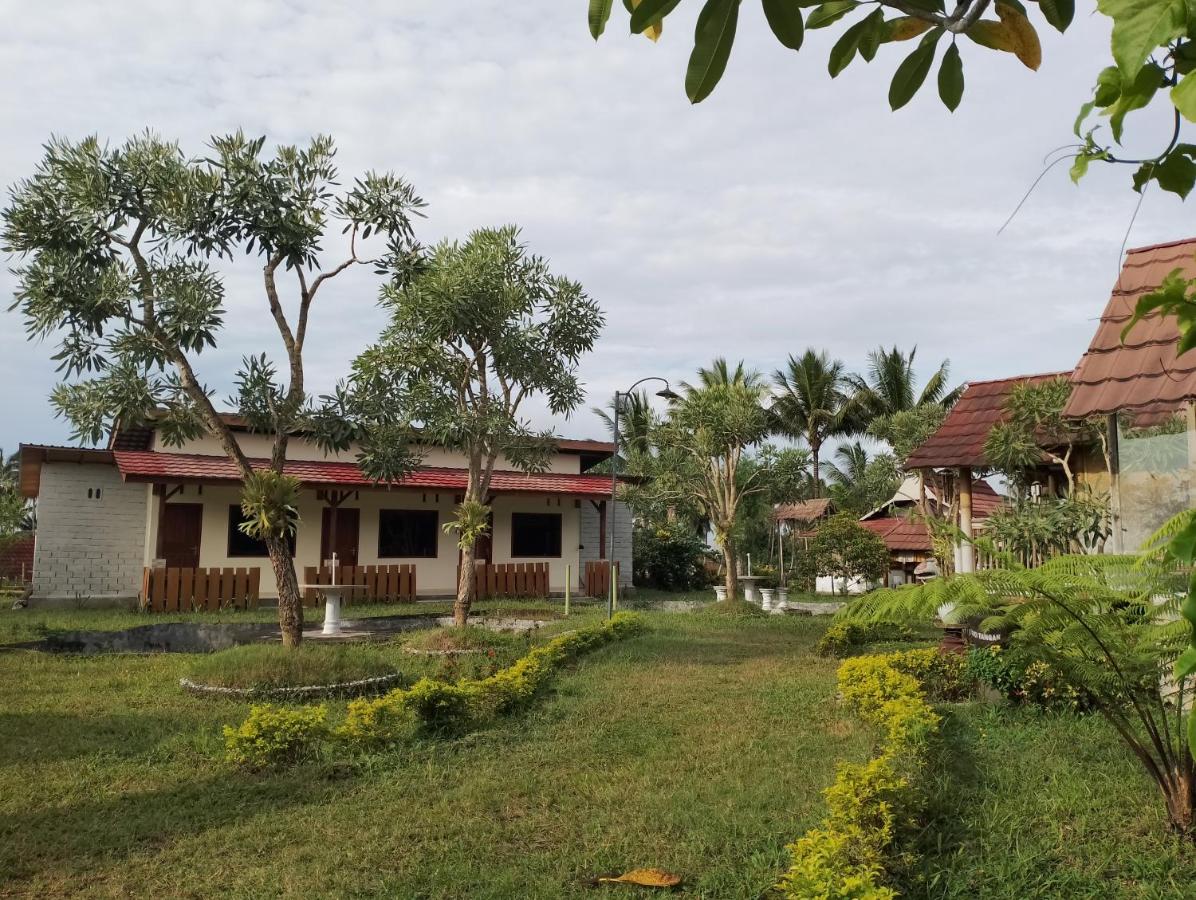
[2, 133, 425, 646]
[352, 225, 603, 626]
[651, 371, 771, 601]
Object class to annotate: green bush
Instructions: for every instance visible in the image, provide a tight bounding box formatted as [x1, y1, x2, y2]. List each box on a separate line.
[817, 621, 914, 657]
[632, 523, 709, 591]
[223, 703, 329, 770]
[887, 648, 971, 702]
[337, 612, 648, 742]
[778, 650, 942, 899]
[965, 646, 1089, 712]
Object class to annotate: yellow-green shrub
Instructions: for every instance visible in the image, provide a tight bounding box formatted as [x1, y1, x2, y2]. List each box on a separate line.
[223, 703, 328, 770]
[336, 612, 647, 743]
[817, 620, 914, 657]
[778, 650, 942, 898]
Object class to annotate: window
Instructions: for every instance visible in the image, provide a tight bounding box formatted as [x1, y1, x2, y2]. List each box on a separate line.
[226, 505, 296, 558]
[510, 512, 562, 558]
[378, 508, 439, 558]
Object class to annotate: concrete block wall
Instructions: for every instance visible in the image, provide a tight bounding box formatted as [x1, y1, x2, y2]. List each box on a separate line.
[579, 500, 633, 590]
[32, 462, 147, 601]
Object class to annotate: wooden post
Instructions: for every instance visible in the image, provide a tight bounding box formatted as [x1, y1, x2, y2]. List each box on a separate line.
[598, 500, 607, 560]
[564, 565, 571, 616]
[958, 466, 974, 574]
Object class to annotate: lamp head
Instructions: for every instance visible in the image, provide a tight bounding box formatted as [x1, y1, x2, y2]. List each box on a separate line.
[655, 386, 680, 401]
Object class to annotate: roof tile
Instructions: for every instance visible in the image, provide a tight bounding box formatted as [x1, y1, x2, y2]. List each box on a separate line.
[1065, 237, 1196, 420]
[113, 451, 616, 498]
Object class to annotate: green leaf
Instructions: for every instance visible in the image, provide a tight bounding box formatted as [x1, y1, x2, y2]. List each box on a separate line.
[630, 0, 683, 34]
[1094, 66, 1123, 107]
[1096, 0, 1187, 79]
[1176, 645, 1196, 680]
[857, 8, 886, 61]
[1173, 71, 1196, 123]
[1135, 147, 1196, 198]
[685, 0, 742, 103]
[888, 28, 942, 110]
[828, 18, 866, 76]
[1073, 100, 1096, 137]
[938, 42, 964, 111]
[1038, 0, 1074, 31]
[762, 0, 805, 50]
[1070, 152, 1092, 184]
[589, 0, 615, 39]
[1121, 268, 1193, 345]
[965, 19, 1015, 52]
[1107, 63, 1164, 143]
[806, 0, 858, 29]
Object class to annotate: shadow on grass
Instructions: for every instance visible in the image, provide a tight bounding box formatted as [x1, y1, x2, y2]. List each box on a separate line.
[895, 706, 981, 896]
[0, 767, 327, 887]
[0, 712, 184, 767]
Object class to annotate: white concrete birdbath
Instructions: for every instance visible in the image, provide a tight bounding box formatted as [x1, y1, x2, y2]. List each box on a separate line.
[298, 582, 368, 636]
[738, 575, 765, 605]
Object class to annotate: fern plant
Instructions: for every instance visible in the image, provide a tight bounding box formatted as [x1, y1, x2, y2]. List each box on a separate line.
[839, 552, 1196, 834]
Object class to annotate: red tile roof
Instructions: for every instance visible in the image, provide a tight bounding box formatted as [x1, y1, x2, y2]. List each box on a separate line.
[113, 451, 616, 498]
[904, 373, 1073, 470]
[774, 498, 834, 522]
[860, 517, 932, 553]
[1065, 237, 1196, 423]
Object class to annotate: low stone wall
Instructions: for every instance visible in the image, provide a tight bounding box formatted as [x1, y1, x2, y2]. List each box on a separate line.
[179, 672, 407, 701]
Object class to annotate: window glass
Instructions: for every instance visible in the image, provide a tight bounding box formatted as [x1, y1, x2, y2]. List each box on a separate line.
[227, 505, 296, 557]
[510, 512, 562, 558]
[378, 508, 439, 558]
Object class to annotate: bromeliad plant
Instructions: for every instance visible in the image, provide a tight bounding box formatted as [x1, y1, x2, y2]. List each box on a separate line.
[843, 552, 1196, 834]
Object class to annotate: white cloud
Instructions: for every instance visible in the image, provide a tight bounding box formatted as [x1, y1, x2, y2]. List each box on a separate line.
[0, 1, 1192, 451]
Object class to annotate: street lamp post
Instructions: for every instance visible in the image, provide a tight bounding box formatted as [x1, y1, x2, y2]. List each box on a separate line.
[608, 376, 679, 619]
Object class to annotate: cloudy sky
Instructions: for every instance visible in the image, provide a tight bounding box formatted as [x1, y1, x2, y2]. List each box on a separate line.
[0, 1, 1191, 454]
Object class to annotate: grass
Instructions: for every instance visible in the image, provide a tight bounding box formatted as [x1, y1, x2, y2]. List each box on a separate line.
[186, 642, 405, 689]
[0, 609, 865, 898]
[904, 703, 1196, 899]
[0, 597, 591, 647]
[403, 623, 531, 654]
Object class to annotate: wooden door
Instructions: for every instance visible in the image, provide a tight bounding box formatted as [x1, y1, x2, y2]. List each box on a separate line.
[161, 503, 203, 569]
[321, 507, 360, 567]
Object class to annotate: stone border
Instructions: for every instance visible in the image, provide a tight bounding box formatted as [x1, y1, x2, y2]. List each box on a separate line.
[179, 671, 406, 701]
[401, 645, 484, 656]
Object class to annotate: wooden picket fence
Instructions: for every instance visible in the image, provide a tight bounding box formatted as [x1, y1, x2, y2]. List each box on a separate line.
[302, 564, 417, 606]
[140, 566, 261, 612]
[474, 562, 550, 599]
[584, 560, 619, 598]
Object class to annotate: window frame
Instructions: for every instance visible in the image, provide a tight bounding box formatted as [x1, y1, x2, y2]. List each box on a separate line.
[377, 507, 440, 559]
[509, 511, 563, 559]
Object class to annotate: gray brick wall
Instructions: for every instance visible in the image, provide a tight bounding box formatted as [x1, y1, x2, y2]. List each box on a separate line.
[579, 500, 632, 589]
[33, 462, 146, 600]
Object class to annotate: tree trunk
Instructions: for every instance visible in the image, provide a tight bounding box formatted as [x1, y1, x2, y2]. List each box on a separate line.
[811, 444, 821, 498]
[1163, 769, 1196, 836]
[456, 540, 477, 627]
[723, 531, 739, 602]
[266, 535, 303, 647]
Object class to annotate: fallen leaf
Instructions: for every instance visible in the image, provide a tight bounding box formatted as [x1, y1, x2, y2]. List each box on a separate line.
[596, 867, 683, 888]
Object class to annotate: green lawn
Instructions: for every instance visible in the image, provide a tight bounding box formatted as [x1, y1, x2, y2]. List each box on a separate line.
[0, 609, 865, 898]
[906, 704, 1196, 899]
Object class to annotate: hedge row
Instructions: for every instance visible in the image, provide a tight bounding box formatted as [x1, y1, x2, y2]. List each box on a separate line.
[224, 612, 647, 769]
[776, 650, 944, 899]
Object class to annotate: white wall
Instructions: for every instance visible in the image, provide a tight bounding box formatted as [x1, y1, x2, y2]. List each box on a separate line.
[158, 431, 584, 474]
[156, 487, 585, 597]
[33, 462, 147, 601]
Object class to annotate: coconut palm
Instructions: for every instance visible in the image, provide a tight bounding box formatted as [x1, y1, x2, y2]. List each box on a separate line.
[825, 441, 901, 515]
[592, 390, 657, 458]
[770, 350, 855, 496]
[683, 357, 765, 394]
[846, 345, 963, 426]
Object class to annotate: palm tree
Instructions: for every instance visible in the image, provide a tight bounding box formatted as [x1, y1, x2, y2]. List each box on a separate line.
[592, 390, 657, 458]
[770, 350, 854, 496]
[846, 345, 963, 425]
[683, 357, 765, 394]
[825, 441, 900, 514]
[1, 450, 17, 488]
